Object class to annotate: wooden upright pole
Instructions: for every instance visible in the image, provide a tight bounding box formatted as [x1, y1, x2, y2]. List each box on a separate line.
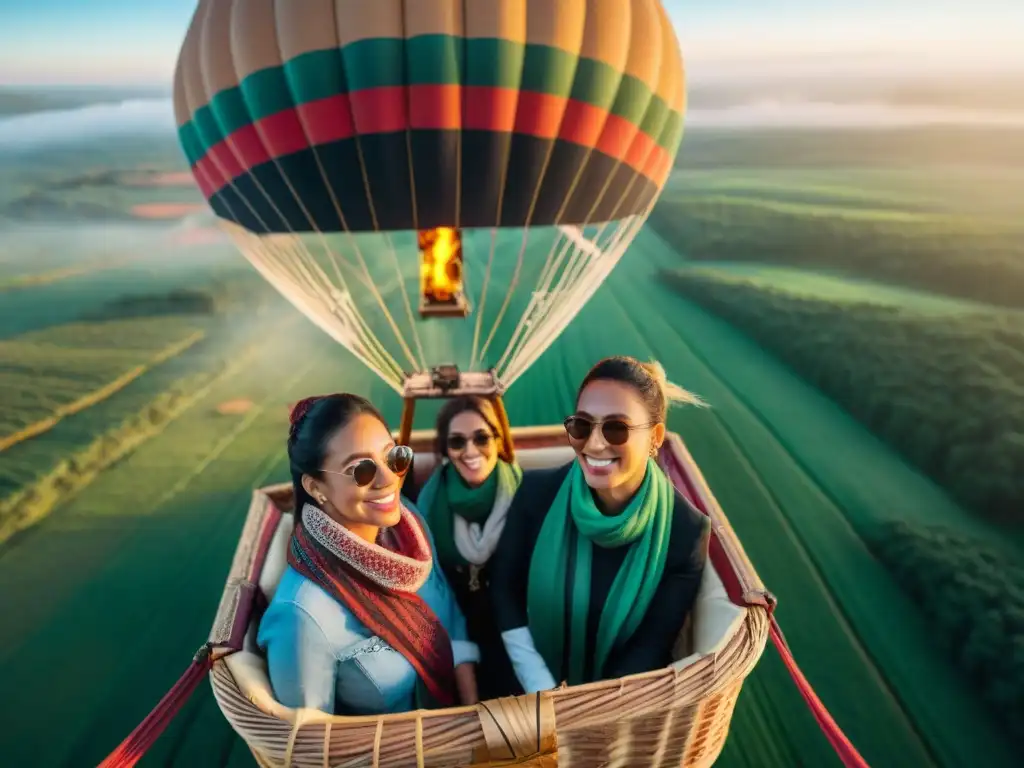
[398, 397, 416, 447]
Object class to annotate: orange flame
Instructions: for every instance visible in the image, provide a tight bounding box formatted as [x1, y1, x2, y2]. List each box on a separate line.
[419, 227, 463, 305]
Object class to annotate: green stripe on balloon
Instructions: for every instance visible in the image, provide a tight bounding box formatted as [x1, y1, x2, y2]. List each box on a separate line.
[405, 35, 464, 86]
[660, 110, 685, 154]
[179, 36, 678, 159]
[463, 38, 525, 89]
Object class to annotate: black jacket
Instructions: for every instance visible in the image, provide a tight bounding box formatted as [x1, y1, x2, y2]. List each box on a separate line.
[490, 462, 711, 683]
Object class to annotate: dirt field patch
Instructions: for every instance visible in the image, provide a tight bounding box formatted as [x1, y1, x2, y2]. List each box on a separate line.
[170, 226, 223, 246]
[131, 203, 206, 220]
[123, 171, 195, 187]
[216, 398, 255, 415]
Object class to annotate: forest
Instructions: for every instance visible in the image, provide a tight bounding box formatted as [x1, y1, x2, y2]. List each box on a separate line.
[660, 268, 1024, 523]
[869, 521, 1024, 747]
[648, 198, 1024, 308]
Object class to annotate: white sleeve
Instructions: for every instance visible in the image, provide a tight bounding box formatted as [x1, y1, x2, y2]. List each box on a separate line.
[501, 627, 557, 693]
[452, 638, 481, 666]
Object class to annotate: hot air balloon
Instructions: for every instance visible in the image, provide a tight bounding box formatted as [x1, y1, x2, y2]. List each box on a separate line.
[172, 0, 688, 401]
[99, 3, 869, 767]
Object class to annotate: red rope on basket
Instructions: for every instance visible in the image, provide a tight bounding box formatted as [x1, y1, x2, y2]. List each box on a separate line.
[769, 617, 871, 768]
[95, 644, 215, 768]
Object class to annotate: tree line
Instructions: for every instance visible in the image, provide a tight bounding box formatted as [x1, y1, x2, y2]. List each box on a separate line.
[869, 521, 1023, 748]
[661, 269, 1024, 523]
[648, 199, 1024, 308]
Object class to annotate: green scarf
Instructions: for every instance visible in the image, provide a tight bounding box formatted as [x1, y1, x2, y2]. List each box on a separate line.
[526, 458, 674, 685]
[420, 459, 523, 568]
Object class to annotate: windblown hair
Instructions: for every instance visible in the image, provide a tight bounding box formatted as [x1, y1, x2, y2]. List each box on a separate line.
[577, 356, 707, 423]
[287, 393, 387, 511]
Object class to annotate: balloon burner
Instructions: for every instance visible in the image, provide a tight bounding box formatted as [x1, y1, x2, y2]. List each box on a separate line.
[418, 227, 468, 318]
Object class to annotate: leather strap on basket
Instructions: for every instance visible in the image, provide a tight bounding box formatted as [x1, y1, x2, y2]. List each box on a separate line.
[96, 643, 218, 768]
[96, 494, 281, 768]
[470, 692, 558, 766]
[770, 618, 870, 768]
[95, 580, 258, 768]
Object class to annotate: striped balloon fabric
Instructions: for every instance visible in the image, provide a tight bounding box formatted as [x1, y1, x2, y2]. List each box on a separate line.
[173, 0, 685, 235]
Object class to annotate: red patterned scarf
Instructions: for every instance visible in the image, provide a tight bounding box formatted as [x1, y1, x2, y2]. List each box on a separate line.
[287, 503, 456, 708]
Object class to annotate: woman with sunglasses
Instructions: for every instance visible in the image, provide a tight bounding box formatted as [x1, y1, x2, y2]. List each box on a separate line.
[491, 357, 712, 693]
[258, 393, 479, 715]
[416, 396, 523, 699]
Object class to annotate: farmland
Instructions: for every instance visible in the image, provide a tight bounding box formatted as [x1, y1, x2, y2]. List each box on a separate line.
[648, 156, 1024, 308]
[0, 317, 206, 448]
[1, 110, 1022, 768]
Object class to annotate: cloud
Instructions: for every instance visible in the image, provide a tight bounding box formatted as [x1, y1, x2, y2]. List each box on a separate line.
[0, 98, 174, 151]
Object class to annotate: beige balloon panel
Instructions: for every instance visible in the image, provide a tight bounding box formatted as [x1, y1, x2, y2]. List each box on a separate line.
[174, 0, 683, 138]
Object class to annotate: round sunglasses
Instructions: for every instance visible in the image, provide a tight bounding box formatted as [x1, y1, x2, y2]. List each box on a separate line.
[563, 416, 657, 446]
[447, 430, 494, 452]
[321, 444, 414, 487]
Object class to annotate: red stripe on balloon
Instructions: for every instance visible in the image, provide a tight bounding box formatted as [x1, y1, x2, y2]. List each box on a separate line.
[258, 108, 310, 159]
[647, 146, 673, 186]
[557, 99, 610, 149]
[207, 142, 244, 181]
[191, 89, 669, 198]
[349, 86, 408, 134]
[624, 129, 657, 174]
[594, 114, 640, 165]
[513, 90, 567, 140]
[229, 124, 271, 170]
[408, 84, 462, 130]
[297, 95, 356, 145]
[190, 164, 216, 199]
[462, 86, 518, 131]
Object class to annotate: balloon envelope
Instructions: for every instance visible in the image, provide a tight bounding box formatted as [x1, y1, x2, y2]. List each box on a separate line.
[172, 0, 686, 392]
[173, 0, 685, 235]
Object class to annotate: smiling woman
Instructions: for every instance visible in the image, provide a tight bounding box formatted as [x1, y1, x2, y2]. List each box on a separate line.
[415, 395, 524, 699]
[490, 356, 711, 692]
[256, 393, 480, 714]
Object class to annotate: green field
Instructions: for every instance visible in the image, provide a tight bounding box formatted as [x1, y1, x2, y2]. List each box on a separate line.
[0, 120, 1021, 768]
[678, 262, 994, 314]
[0, 317, 205, 436]
[649, 158, 1024, 310]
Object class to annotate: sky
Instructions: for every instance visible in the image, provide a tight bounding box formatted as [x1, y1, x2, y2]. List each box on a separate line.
[0, 0, 1021, 86]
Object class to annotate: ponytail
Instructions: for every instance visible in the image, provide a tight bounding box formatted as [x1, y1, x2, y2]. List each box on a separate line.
[639, 360, 708, 410]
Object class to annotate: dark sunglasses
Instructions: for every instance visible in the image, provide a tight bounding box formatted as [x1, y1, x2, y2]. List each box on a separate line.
[322, 445, 414, 487]
[563, 416, 657, 447]
[447, 430, 493, 452]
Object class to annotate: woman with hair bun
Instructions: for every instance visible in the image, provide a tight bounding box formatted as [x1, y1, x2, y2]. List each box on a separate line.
[258, 393, 479, 714]
[491, 357, 711, 693]
[417, 396, 523, 698]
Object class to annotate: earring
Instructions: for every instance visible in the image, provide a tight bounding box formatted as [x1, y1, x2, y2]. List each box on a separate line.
[650, 444, 659, 457]
[316, 494, 327, 506]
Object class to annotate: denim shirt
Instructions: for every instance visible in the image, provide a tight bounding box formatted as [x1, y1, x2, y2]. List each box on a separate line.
[257, 506, 479, 715]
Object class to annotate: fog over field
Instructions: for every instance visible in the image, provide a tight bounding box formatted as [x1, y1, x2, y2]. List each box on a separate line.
[0, 98, 173, 151]
[2, 72, 1023, 153]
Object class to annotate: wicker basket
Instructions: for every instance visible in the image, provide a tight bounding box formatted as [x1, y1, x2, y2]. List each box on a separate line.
[206, 428, 772, 767]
